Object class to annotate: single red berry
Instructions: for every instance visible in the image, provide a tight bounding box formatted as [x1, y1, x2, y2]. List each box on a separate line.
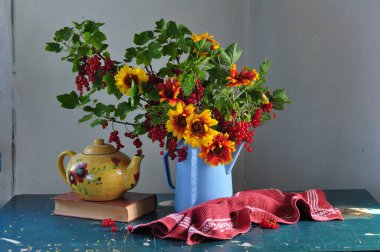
[273, 113, 277, 119]
[160, 151, 164, 156]
[102, 219, 110, 227]
[111, 226, 118, 232]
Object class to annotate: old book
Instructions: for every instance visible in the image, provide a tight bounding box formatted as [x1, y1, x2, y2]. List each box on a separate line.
[53, 192, 157, 222]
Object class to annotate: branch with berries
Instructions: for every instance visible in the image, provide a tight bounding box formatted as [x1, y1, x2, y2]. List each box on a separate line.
[45, 19, 290, 165]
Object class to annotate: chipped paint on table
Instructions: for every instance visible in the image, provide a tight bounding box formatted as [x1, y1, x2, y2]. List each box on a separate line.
[1, 190, 380, 251]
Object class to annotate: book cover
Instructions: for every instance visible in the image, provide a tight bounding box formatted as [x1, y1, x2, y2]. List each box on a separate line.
[53, 192, 157, 222]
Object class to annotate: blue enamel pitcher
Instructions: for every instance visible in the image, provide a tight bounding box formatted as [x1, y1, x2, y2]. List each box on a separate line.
[163, 143, 244, 212]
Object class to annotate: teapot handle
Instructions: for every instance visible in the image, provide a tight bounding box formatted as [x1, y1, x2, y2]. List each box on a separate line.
[57, 150, 76, 183]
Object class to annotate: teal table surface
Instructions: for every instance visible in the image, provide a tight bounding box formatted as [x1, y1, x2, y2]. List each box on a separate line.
[1, 189, 380, 251]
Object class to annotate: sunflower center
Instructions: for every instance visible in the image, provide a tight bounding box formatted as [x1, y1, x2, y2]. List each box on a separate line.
[191, 120, 205, 136]
[164, 88, 174, 98]
[124, 74, 139, 88]
[213, 145, 223, 155]
[177, 116, 187, 128]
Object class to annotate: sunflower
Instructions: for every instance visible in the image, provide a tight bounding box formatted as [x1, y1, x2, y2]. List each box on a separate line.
[226, 64, 259, 87]
[192, 32, 220, 50]
[199, 133, 236, 166]
[184, 109, 218, 148]
[115, 65, 149, 95]
[157, 77, 184, 106]
[166, 103, 195, 140]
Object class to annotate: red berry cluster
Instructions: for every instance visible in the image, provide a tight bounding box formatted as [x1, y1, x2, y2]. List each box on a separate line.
[147, 125, 167, 148]
[176, 146, 188, 162]
[75, 70, 90, 95]
[186, 80, 204, 105]
[74, 55, 115, 95]
[148, 74, 164, 87]
[101, 57, 115, 76]
[165, 138, 188, 161]
[260, 219, 279, 229]
[109, 131, 124, 150]
[252, 109, 262, 128]
[85, 55, 101, 83]
[172, 68, 183, 76]
[167, 138, 178, 160]
[124, 132, 143, 155]
[214, 109, 255, 152]
[261, 102, 273, 113]
[102, 218, 118, 232]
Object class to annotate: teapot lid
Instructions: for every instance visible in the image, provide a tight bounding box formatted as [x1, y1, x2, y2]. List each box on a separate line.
[82, 139, 117, 155]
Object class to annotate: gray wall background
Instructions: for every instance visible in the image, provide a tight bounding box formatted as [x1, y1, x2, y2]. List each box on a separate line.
[1, 0, 380, 206]
[0, 0, 13, 207]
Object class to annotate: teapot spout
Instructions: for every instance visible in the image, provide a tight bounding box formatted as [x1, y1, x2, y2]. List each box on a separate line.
[225, 143, 244, 175]
[124, 155, 144, 191]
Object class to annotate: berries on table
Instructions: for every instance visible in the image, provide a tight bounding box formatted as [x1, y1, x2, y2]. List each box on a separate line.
[260, 219, 279, 229]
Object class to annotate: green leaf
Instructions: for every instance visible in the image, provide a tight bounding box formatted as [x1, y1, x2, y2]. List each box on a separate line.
[271, 98, 284, 110]
[83, 106, 94, 112]
[78, 114, 93, 123]
[90, 118, 101, 128]
[83, 20, 103, 33]
[83, 32, 92, 42]
[54, 27, 72, 42]
[220, 43, 243, 66]
[92, 103, 107, 116]
[166, 21, 178, 37]
[272, 89, 290, 103]
[72, 34, 80, 44]
[77, 46, 90, 56]
[72, 21, 83, 30]
[45, 42, 62, 53]
[79, 94, 91, 104]
[136, 50, 152, 66]
[114, 102, 133, 120]
[124, 47, 138, 63]
[92, 30, 107, 49]
[180, 74, 195, 96]
[150, 117, 162, 126]
[259, 59, 271, 75]
[177, 24, 191, 36]
[129, 80, 139, 107]
[134, 114, 144, 122]
[148, 41, 162, 59]
[133, 123, 147, 135]
[134, 31, 154, 46]
[72, 59, 80, 72]
[162, 42, 177, 58]
[155, 18, 165, 30]
[145, 88, 160, 101]
[57, 91, 79, 109]
[207, 67, 228, 83]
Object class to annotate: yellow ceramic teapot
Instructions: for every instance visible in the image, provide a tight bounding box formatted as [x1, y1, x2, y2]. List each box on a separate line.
[57, 138, 143, 201]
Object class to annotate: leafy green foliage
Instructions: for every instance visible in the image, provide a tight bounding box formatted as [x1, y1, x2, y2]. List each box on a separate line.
[47, 18, 290, 140]
[220, 43, 242, 66]
[45, 42, 62, 53]
[57, 91, 79, 109]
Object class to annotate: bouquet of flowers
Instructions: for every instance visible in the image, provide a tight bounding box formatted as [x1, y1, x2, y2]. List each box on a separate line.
[45, 19, 290, 166]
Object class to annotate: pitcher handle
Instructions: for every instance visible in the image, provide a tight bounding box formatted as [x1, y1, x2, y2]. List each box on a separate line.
[57, 150, 76, 183]
[163, 152, 175, 190]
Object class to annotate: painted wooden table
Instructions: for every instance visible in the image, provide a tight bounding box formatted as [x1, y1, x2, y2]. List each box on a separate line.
[1, 190, 380, 251]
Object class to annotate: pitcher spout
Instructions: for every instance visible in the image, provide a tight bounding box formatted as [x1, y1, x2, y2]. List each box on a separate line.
[124, 155, 144, 191]
[225, 143, 244, 175]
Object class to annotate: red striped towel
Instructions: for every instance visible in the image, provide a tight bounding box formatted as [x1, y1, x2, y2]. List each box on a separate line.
[128, 189, 343, 245]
